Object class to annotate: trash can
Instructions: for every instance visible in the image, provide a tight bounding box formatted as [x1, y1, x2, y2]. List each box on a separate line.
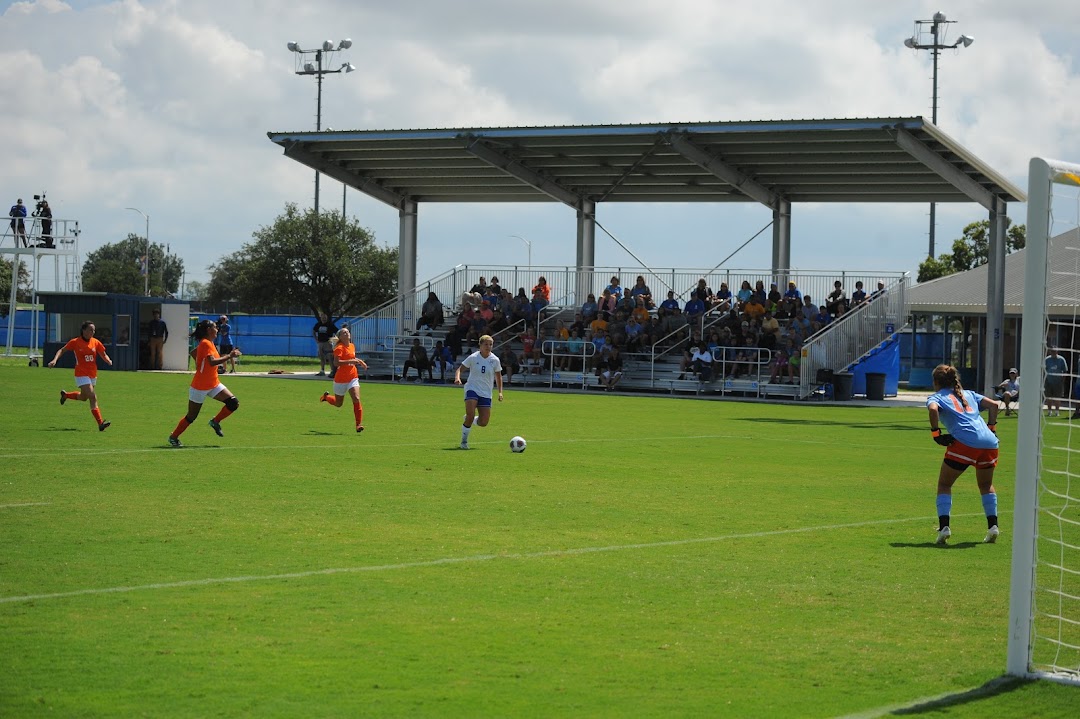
[833, 372, 853, 401]
[865, 372, 886, 401]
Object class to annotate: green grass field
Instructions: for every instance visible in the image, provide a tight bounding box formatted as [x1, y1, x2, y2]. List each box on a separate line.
[1, 363, 1077, 717]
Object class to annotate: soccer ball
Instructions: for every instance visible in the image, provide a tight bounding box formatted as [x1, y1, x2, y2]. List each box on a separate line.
[509, 436, 527, 453]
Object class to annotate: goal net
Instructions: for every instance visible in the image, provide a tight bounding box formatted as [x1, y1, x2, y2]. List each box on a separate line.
[1008, 157, 1080, 684]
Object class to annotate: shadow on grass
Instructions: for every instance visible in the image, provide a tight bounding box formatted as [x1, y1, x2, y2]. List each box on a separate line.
[43, 427, 80, 432]
[747, 417, 922, 431]
[889, 675, 1030, 715]
[890, 541, 981, 550]
[303, 430, 336, 436]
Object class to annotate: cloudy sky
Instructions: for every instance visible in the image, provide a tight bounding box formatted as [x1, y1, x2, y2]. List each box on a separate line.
[3, 0, 1079, 294]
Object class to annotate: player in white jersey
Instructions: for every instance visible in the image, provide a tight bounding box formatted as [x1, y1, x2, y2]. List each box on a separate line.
[454, 334, 504, 449]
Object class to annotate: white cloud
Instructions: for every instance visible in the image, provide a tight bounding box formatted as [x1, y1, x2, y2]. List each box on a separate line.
[2, 0, 1079, 288]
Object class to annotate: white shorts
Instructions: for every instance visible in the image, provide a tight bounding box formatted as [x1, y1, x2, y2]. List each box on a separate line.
[75, 376, 97, 388]
[189, 383, 227, 404]
[333, 378, 360, 395]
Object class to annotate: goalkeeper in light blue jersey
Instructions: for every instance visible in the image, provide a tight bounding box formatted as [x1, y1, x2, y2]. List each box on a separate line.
[925, 364, 1001, 546]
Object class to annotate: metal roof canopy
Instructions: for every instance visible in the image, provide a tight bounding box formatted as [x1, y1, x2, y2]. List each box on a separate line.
[266, 117, 1024, 208]
[267, 116, 1025, 393]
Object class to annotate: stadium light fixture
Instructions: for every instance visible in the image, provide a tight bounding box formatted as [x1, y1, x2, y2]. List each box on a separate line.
[287, 37, 354, 224]
[125, 207, 150, 296]
[510, 235, 532, 272]
[903, 12, 974, 259]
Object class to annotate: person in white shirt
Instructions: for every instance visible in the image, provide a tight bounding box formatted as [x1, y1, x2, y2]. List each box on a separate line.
[454, 334, 503, 449]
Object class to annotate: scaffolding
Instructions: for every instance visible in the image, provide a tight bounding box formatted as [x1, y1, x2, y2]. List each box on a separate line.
[2, 213, 82, 363]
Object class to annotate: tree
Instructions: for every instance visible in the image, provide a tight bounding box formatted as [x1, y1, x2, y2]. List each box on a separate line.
[0, 257, 31, 313]
[183, 280, 208, 303]
[917, 220, 1026, 283]
[82, 233, 184, 296]
[211, 204, 398, 317]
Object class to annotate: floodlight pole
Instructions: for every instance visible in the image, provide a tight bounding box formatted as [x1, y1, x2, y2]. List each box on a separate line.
[288, 40, 354, 228]
[126, 207, 150, 296]
[904, 12, 973, 259]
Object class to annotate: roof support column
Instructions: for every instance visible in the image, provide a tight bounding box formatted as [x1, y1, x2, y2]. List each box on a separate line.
[398, 200, 418, 334]
[983, 199, 1008, 393]
[772, 199, 791, 278]
[575, 200, 596, 306]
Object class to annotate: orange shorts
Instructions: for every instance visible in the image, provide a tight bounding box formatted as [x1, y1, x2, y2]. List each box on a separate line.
[944, 439, 998, 468]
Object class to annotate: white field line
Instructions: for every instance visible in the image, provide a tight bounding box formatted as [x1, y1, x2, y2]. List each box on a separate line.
[0, 502, 49, 509]
[0, 512, 988, 605]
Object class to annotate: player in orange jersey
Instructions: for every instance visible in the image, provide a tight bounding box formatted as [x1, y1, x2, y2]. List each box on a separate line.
[48, 321, 113, 431]
[319, 327, 369, 433]
[168, 319, 241, 447]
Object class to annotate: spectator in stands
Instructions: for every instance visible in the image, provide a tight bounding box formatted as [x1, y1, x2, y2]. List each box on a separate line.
[690, 278, 714, 308]
[684, 292, 706, 326]
[478, 299, 494, 325]
[736, 280, 753, 305]
[801, 295, 817, 321]
[534, 327, 554, 372]
[605, 276, 623, 299]
[624, 314, 645, 352]
[753, 280, 767, 305]
[519, 325, 538, 373]
[676, 329, 703, 380]
[597, 287, 617, 321]
[659, 290, 680, 315]
[581, 293, 598, 323]
[488, 276, 502, 296]
[531, 276, 551, 303]
[432, 340, 454, 383]
[629, 275, 654, 308]
[597, 345, 624, 391]
[511, 288, 533, 326]
[850, 280, 867, 306]
[417, 291, 444, 333]
[659, 295, 684, 336]
[589, 328, 608, 369]
[588, 311, 608, 338]
[767, 282, 782, 308]
[530, 287, 549, 321]
[784, 281, 802, 302]
[744, 294, 766, 322]
[760, 310, 781, 347]
[995, 368, 1020, 416]
[812, 305, 831, 333]
[400, 338, 433, 383]
[565, 328, 585, 371]
[488, 307, 508, 336]
[551, 321, 570, 370]
[445, 325, 464, 359]
[607, 310, 627, 349]
[871, 280, 886, 299]
[470, 276, 488, 295]
[631, 295, 650, 325]
[768, 337, 797, 384]
[826, 281, 848, 317]
[690, 341, 714, 382]
[716, 282, 731, 305]
[643, 315, 663, 349]
[731, 335, 760, 379]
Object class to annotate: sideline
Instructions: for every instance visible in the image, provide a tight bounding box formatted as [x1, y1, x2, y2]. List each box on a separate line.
[0, 513, 988, 605]
[0, 502, 49, 509]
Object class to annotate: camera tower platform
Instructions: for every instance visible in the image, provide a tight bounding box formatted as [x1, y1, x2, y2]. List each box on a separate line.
[2, 216, 82, 362]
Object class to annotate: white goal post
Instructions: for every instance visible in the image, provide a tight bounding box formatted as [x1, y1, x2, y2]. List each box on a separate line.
[1008, 157, 1080, 684]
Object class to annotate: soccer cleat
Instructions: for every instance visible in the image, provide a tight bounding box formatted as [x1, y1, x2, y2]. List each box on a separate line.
[209, 419, 223, 437]
[356, 425, 365, 433]
[935, 526, 951, 545]
[168, 436, 183, 448]
[414, 378, 422, 384]
[320, 391, 330, 403]
[984, 525, 1000, 544]
[316, 370, 325, 376]
[98, 420, 111, 432]
[459, 442, 469, 450]
[59, 389, 67, 406]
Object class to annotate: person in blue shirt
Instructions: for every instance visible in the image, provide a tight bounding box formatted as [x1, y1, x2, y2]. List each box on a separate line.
[659, 291, 680, 314]
[783, 281, 802, 302]
[684, 294, 706, 325]
[850, 280, 867, 306]
[9, 198, 28, 247]
[926, 363, 1001, 545]
[580, 293, 598, 323]
[1044, 346, 1068, 417]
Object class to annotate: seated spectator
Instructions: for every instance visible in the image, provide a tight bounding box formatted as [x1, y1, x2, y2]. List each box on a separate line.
[531, 276, 551, 303]
[631, 295, 650, 325]
[629, 275, 654, 308]
[691, 278, 714, 307]
[581, 293, 598, 323]
[801, 295, 817, 321]
[605, 276, 623, 300]
[768, 338, 797, 384]
[431, 340, 454, 383]
[760, 310, 781, 347]
[488, 275, 502, 296]
[753, 280, 767, 305]
[519, 326, 538, 370]
[400, 338, 433, 383]
[676, 329, 703, 380]
[736, 280, 754, 305]
[531, 287, 550, 321]
[715, 282, 732, 304]
[552, 321, 570, 370]
[744, 295, 766, 321]
[416, 291, 444, 333]
[501, 348, 521, 385]
[469, 276, 488, 295]
[624, 315, 645, 352]
[730, 336, 759, 379]
[445, 325, 464, 359]
[479, 300, 494, 324]
[597, 345, 624, 391]
[784, 281, 802, 302]
[597, 287, 617, 320]
[607, 310, 627, 348]
[684, 293, 706, 325]
[812, 305, 831, 332]
[767, 282, 782, 307]
[488, 308, 508, 335]
[850, 280, 867, 306]
[588, 313, 609, 337]
[570, 312, 586, 337]
[534, 328, 553, 371]
[996, 368, 1020, 415]
[659, 290, 680, 315]
[826, 281, 848, 317]
[589, 328, 608, 368]
[565, 329, 586, 371]
[616, 291, 636, 315]
[690, 341, 714, 382]
[511, 288, 533, 326]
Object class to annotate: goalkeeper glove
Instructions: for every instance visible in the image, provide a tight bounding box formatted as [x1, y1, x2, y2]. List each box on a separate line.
[931, 429, 955, 446]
